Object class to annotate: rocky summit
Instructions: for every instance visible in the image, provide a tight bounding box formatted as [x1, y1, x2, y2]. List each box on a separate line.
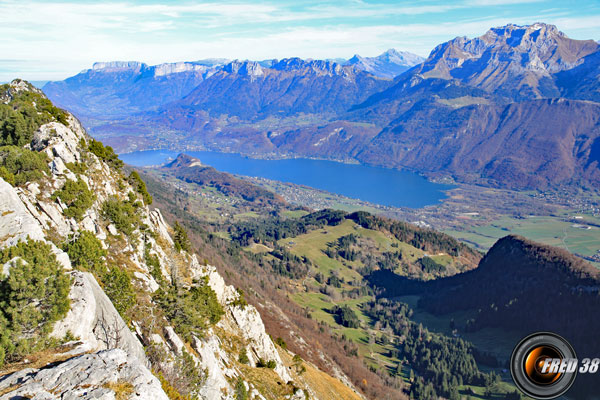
[344, 49, 424, 78]
[408, 23, 599, 99]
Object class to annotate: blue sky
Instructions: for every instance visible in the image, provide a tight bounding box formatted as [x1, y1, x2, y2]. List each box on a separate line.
[1, 0, 599, 81]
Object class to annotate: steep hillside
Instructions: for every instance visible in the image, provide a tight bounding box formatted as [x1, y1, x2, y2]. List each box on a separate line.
[368, 234, 600, 399]
[357, 98, 600, 189]
[0, 80, 363, 400]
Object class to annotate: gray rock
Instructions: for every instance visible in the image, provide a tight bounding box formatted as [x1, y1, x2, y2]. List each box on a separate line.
[192, 334, 234, 399]
[0, 349, 168, 400]
[149, 209, 173, 246]
[36, 198, 71, 237]
[134, 271, 160, 293]
[163, 326, 185, 355]
[52, 272, 147, 364]
[0, 178, 46, 248]
[107, 223, 118, 236]
[32, 122, 81, 165]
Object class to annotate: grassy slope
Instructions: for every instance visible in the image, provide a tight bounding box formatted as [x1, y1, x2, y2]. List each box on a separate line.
[268, 219, 530, 398]
[279, 219, 425, 281]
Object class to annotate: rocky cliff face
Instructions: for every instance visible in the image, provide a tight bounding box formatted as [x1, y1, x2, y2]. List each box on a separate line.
[162, 58, 392, 121]
[0, 80, 360, 400]
[398, 23, 599, 100]
[43, 61, 223, 118]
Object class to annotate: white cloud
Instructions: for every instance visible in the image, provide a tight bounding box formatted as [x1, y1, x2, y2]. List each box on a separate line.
[0, 0, 598, 80]
[468, 0, 545, 5]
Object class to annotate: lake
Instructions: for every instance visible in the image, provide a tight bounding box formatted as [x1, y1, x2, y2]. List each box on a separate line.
[120, 150, 454, 209]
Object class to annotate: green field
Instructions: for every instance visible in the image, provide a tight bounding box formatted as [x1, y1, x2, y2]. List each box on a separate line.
[445, 214, 600, 259]
[292, 291, 404, 369]
[244, 243, 273, 254]
[278, 219, 425, 281]
[280, 209, 309, 218]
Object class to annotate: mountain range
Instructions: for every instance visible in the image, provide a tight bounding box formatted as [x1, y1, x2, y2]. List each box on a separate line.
[43, 49, 420, 118]
[43, 23, 600, 190]
[3, 79, 600, 398]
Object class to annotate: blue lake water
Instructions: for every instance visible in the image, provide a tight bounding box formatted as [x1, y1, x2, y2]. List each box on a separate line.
[120, 150, 454, 209]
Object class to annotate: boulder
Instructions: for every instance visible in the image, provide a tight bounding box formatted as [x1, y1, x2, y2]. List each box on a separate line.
[0, 349, 168, 400]
[52, 272, 147, 364]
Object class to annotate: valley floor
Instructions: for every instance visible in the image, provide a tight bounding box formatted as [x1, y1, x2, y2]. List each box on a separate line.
[242, 175, 600, 265]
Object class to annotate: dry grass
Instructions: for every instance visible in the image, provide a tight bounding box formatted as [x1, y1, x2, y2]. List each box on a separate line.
[237, 364, 293, 399]
[279, 349, 363, 400]
[0, 342, 83, 377]
[0, 384, 21, 397]
[104, 380, 134, 400]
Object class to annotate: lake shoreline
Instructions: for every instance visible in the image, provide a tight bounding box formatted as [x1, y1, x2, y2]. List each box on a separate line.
[120, 149, 455, 209]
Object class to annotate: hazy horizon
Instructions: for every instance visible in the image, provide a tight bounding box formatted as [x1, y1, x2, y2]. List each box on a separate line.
[1, 0, 599, 81]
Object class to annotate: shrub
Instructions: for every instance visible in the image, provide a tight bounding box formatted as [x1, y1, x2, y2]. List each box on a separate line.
[0, 146, 49, 186]
[238, 347, 250, 364]
[0, 111, 29, 147]
[0, 84, 68, 147]
[153, 350, 205, 399]
[145, 245, 164, 285]
[173, 221, 190, 252]
[0, 239, 71, 366]
[256, 358, 276, 369]
[64, 231, 107, 275]
[88, 139, 123, 169]
[0, 165, 14, 185]
[65, 161, 88, 174]
[230, 288, 248, 309]
[129, 171, 152, 205]
[103, 265, 136, 322]
[101, 196, 142, 237]
[275, 337, 287, 349]
[157, 372, 194, 400]
[235, 377, 248, 400]
[154, 279, 223, 341]
[52, 177, 95, 221]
